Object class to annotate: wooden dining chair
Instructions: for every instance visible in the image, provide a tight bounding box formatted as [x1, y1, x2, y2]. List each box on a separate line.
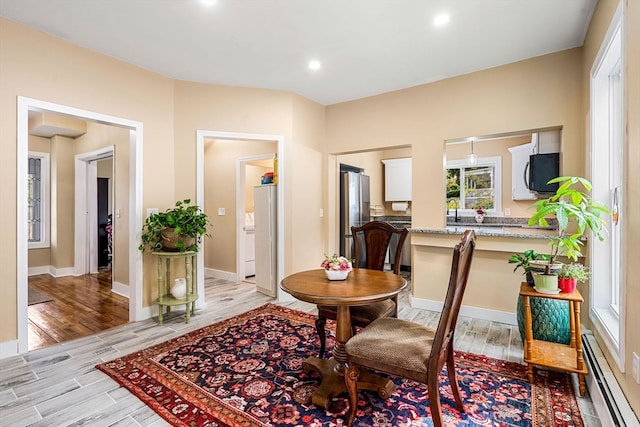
[343, 229, 476, 427]
[315, 221, 409, 358]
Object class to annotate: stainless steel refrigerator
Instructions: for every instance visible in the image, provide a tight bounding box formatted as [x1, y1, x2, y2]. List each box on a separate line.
[340, 171, 370, 260]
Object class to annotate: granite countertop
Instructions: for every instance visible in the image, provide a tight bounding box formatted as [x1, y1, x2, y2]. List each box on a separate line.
[376, 215, 561, 239]
[408, 225, 558, 239]
[409, 216, 560, 239]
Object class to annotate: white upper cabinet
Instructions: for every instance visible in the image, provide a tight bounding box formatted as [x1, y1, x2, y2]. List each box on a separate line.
[382, 158, 412, 201]
[508, 141, 538, 200]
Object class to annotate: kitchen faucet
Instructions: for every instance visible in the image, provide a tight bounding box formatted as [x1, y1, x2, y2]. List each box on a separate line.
[446, 198, 459, 222]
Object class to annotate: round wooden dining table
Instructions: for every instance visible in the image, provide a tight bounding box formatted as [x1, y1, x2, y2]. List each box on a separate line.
[280, 268, 407, 410]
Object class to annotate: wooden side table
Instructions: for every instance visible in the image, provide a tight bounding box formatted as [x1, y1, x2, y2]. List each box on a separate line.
[519, 282, 587, 396]
[153, 251, 199, 324]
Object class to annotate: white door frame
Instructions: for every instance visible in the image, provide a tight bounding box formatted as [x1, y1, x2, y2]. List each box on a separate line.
[196, 130, 288, 302]
[16, 96, 144, 357]
[75, 146, 114, 275]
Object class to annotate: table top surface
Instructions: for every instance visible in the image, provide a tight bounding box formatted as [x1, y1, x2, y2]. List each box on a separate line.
[281, 268, 407, 306]
[519, 282, 583, 302]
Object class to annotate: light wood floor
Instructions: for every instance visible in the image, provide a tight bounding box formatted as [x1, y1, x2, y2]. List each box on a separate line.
[1, 274, 601, 426]
[28, 269, 129, 350]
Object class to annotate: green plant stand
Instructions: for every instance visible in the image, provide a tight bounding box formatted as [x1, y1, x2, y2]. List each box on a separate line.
[516, 294, 570, 345]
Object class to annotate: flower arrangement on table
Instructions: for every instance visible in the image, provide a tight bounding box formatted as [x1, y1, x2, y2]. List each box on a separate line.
[475, 207, 485, 223]
[321, 254, 353, 280]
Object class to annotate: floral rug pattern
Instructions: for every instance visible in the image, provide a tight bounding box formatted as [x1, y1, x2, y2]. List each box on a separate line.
[97, 304, 584, 426]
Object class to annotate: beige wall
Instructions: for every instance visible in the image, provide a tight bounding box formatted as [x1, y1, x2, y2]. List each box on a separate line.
[581, 0, 640, 413]
[50, 135, 75, 269]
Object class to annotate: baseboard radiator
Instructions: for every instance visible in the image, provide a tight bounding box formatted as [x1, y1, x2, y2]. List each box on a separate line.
[582, 332, 639, 426]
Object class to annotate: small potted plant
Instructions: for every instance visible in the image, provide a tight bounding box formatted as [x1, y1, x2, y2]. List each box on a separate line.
[475, 207, 485, 223]
[139, 199, 211, 253]
[508, 249, 542, 285]
[558, 263, 590, 293]
[321, 253, 353, 281]
[527, 176, 609, 292]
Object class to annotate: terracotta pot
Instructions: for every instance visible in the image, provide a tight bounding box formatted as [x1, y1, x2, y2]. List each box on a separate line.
[558, 277, 577, 293]
[161, 228, 195, 252]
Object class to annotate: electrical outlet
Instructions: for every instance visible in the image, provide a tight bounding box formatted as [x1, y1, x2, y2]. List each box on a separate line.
[504, 208, 511, 216]
[633, 352, 640, 384]
[146, 208, 158, 218]
[217, 207, 226, 216]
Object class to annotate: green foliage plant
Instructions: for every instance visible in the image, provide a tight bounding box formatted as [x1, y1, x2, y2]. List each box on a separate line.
[139, 199, 211, 253]
[558, 263, 591, 282]
[528, 176, 610, 273]
[508, 250, 541, 276]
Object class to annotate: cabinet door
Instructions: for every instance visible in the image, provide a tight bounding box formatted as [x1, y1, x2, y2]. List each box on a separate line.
[382, 158, 412, 201]
[508, 143, 537, 200]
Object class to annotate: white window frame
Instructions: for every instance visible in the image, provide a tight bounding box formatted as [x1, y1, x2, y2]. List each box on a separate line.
[446, 156, 502, 216]
[28, 151, 50, 249]
[589, 6, 625, 370]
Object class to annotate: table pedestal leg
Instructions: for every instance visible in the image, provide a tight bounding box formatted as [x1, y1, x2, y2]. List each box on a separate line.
[304, 305, 395, 410]
[303, 358, 395, 410]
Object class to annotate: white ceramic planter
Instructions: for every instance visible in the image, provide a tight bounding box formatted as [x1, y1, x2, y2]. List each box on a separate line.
[325, 269, 350, 281]
[171, 277, 187, 299]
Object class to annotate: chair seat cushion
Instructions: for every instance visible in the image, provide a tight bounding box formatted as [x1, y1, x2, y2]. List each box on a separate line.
[345, 317, 435, 382]
[318, 300, 396, 325]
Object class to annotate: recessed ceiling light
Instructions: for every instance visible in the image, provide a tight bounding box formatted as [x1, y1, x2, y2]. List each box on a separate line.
[433, 13, 450, 27]
[308, 60, 322, 71]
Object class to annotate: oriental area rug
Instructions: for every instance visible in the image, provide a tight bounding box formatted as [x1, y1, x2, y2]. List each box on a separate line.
[96, 304, 584, 427]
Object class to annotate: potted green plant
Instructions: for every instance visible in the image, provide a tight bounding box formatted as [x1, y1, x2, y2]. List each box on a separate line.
[558, 263, 590, 293]
[508, 249, 541, 285]
[139, 199, 211, 253]
[527, 176, 609, 292]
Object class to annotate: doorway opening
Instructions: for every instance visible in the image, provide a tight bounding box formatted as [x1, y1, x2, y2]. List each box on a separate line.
[17, 97, 143, 356]
[196, 131, 287, 303]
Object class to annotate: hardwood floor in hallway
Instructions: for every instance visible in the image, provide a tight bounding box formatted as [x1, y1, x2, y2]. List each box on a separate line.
[28, 269, 129, 350]
[2, 274, 601, 426]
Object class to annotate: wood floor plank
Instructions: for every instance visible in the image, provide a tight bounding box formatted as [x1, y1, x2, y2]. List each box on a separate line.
[28, 270, 129, 351]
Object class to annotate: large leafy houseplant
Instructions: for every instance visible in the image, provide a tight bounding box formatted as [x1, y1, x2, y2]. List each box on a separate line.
[139, 199, 211, 253]
[528, 176, 609, 274]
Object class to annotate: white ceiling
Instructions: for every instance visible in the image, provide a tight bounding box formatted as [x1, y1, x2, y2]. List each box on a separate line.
[0, 0, 597, 105]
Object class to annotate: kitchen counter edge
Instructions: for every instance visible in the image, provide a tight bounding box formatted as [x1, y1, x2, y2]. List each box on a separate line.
[408, 226, 557, 240]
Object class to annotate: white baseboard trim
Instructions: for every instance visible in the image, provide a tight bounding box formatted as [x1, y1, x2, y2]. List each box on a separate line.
[111, 281, 129, 298]
[0, 339, 19, 360]
[28, 266, 49, 276]
[583, 332, 639, 427]
[411, 296, 517, 326]
[204, 268, 237, 282]
[28, 266, 76, 277]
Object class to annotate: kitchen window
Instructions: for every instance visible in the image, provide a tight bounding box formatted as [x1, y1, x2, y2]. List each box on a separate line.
[446, 156, 502, 215]
[28, 151, 50, 248]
